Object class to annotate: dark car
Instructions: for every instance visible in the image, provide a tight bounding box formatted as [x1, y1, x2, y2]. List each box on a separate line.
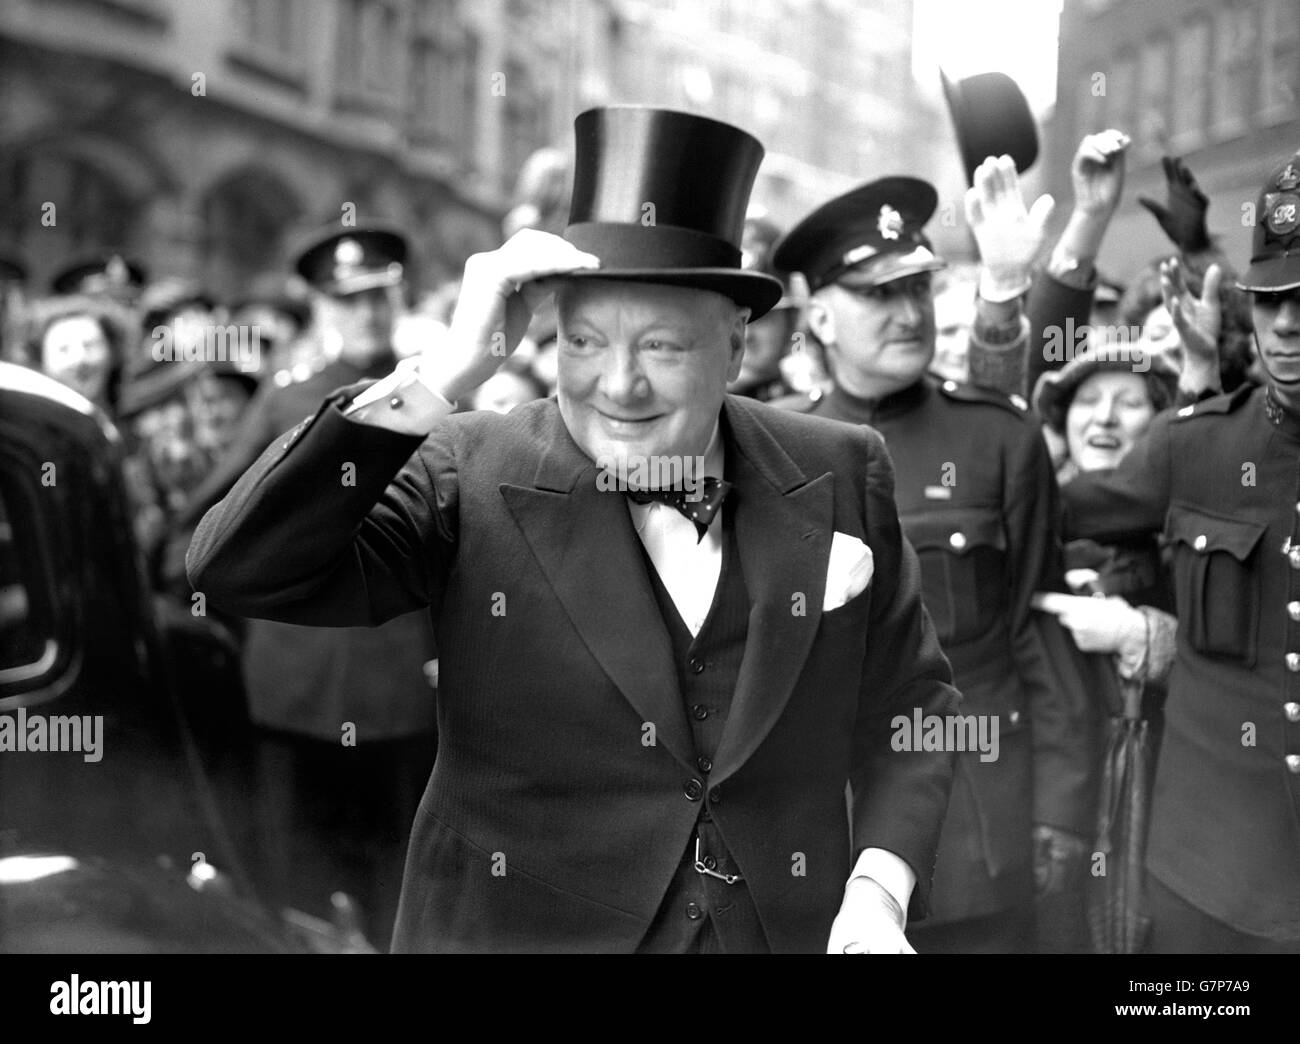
[0, 361, 373, 953]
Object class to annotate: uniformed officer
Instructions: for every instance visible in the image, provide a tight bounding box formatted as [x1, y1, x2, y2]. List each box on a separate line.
[182, 225, 438, 946]
[1059, 149, 1300, 952]
[772, 176, 1098, 953]
[727, 215, 806, 402]
[50, 254, 147, 305]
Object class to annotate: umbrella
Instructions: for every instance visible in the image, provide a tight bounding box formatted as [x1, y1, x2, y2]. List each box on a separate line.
[1088, 674, 1157, 953]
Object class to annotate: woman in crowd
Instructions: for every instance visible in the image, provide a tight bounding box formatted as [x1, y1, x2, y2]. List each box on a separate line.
[22, 293, 131, 417]
[1032, 341, 1181, 953]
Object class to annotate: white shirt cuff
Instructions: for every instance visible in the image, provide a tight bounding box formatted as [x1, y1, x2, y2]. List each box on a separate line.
[342, 356, 457, 434]
[850, 847, 916, 918]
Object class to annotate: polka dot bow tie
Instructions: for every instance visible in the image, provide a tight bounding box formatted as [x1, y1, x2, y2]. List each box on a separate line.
[625, 478, 732, 542]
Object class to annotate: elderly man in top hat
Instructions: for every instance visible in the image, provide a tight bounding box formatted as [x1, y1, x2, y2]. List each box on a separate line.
[1052, 149, 1300, 953]
[772, 165, 1098, 954]
[189, 106, 960, 954]
[182, 225, 437, 945]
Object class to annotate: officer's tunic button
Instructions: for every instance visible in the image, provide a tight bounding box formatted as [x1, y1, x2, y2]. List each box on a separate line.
[683, 778, 703, 801]
[1008, 710, 1021, 726]
[1194, 534, 1208, 551]
[1287, 653, 1300, 673]
[1289, 602, 1300, 622]
[1285, 702, 1300, 723]
[686, 901, 704, 920]
[949, 532, 967, 550]
[943, 380, 957, 392]
[1287, 755, 1300, 775]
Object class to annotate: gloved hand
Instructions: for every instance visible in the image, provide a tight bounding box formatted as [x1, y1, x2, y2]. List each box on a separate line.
[1138, 155, 1212, 253]
[1032, 824, 1090, 897]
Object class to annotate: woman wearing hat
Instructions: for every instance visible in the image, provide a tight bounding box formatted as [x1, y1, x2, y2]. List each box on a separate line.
[1032, 342, 1180, 951]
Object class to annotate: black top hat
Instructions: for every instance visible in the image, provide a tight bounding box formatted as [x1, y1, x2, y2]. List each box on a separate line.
[51, 254, 147, 295]
[294, 225, 408, 296]
[560, 107, 783, 320]
[941, 70, 1039, 186]
[773, 177, 946, 292]
[1239, 150, 1300, 293]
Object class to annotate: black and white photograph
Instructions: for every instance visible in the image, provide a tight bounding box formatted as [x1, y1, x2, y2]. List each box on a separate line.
[0, 0, 1295, 1017]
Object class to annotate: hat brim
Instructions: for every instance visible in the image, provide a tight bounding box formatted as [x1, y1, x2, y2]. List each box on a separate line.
[1237, 254, 1300, 293]
[554, 268, 783, 321]
[840, 247, 947, 289]
[1032, 350, 1179, 431]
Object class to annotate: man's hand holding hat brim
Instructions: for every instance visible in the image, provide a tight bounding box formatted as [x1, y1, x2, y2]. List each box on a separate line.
[427, 229, 600, 405]
[347, 230, 599, 430]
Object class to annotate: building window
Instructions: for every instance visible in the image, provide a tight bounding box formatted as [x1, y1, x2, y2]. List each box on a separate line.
[1260, 0, 1300, 124]
[1136, 35, 1171, 161]
[1170, 17, 1209, 150]
[233, 0, 297, 56]
[408, 1, 477, 157]
[227, 0, 304, 86]
[337, 0, 403, 103]
[1103, 52, 1134, 139]
[1211, 2, 1255, 138]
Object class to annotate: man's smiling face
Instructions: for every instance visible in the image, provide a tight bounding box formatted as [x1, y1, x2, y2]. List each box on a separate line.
[555, 279, 747, 471]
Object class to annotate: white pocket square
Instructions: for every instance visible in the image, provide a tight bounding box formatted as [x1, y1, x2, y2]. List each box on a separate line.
[823, 531, 875, 611]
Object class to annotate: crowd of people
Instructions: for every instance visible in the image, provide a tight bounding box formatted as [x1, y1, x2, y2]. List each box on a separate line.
[3, 100, 1298, 954]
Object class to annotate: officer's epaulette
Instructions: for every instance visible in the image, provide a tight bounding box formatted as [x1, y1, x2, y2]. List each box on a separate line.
[768, 386, 826, 413]
[935, 377, 1029, 415]
[1171, 382, 1253, 421]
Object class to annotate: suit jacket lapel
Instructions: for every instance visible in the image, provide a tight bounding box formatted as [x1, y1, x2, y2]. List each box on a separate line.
[499, 405, 697, 771]
[711, 397, 834, 784]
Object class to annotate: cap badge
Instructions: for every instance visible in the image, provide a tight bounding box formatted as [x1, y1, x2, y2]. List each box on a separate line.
[1278, 162, 1300, 192]
[105, 255, 129, 286]
[877, 205, 904, 241]
[334, 238, 364, 266]
[1265, 193, 1300, 237]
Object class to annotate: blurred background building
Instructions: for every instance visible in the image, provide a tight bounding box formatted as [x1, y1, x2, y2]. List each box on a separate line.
[1048, 0, 1300, 282]
[0, 0, 964, 299]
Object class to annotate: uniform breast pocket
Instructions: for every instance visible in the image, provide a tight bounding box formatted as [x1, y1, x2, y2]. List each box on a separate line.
[1164, 503, 1266, 666]
[902, 507, 1008, 645]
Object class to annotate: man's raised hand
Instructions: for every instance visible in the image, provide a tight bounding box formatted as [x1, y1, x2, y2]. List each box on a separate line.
[965, 154, 1054, 303]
